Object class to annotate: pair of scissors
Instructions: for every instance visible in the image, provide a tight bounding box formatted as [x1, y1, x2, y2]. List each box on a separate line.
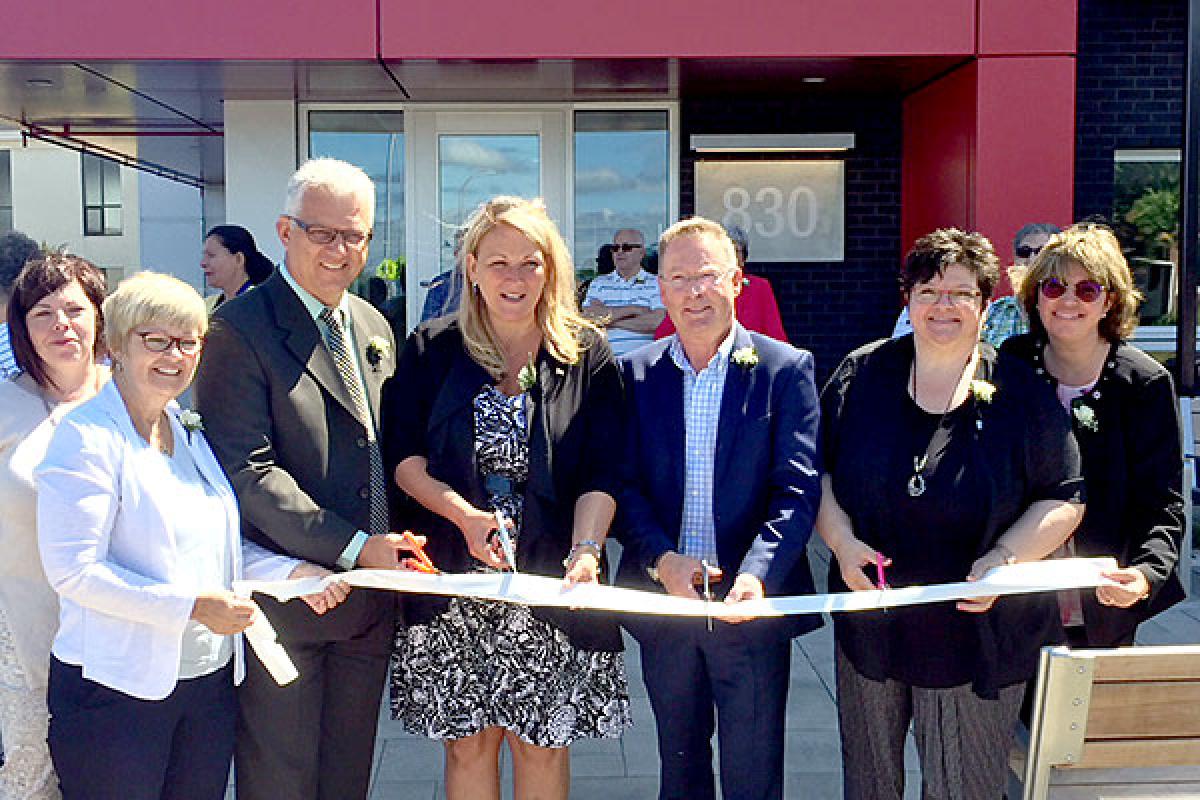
[400, 531, 438, 574]
[490, 511, 519, 573]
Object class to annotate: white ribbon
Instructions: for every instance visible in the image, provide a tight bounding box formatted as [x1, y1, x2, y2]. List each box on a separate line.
[235, 557, 1118, 686]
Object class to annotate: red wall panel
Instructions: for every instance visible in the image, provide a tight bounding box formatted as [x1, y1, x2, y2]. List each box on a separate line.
[382, 0, 976, 59]
[978, 0, 1078, 56]
[974, 56, 1076, 287]
[901, 61, 977, 254]
[2, 0, 376, 59]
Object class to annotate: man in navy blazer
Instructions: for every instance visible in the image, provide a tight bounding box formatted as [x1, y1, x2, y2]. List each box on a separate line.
[615, 217, 822, 800]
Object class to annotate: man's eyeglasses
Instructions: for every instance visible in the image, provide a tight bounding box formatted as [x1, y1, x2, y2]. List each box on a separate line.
[1039, 277, 1106, 304]
[613, 243, 643, 252]
[910, 287, 983, 307]
[138, 332, 202, 355]
[661, 269, 734, 293]
[1015, 244, 1043, 260]
[287, 216, 373, 248]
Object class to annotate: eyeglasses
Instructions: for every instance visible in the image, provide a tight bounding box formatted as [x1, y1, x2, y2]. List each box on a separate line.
[661, 269, 734, 293]
[1039, 277, 1106, 303]
[287, 216, 373, 248]
[910, 287, 983, 306]
[137, 332, 202, 355]
[1015, 244, 1043, 260]
[613, 243, 644, 252]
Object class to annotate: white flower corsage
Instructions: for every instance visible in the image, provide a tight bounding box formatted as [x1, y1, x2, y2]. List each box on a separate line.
[180, 409, 204, 434]
[365, 336, 391, 372]
[1072, 402, 1099, 432]
[517, 354, 538, 392]
[731, 346, 759, 370]
[970, 379, 996, 404]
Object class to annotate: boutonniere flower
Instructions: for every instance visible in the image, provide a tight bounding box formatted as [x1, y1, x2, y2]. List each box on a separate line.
[1072, 401, 1099, 433]
[365, 336, 391, 372]
[517, 354, 538, 393]
[179, 410, 204, 439]
[970, 379, 996, 404]
[731, 346, 759, 370]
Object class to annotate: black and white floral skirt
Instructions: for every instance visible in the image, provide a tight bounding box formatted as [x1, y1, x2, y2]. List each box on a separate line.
[390, 384, 631, 747]
[390, 598, 631, 746]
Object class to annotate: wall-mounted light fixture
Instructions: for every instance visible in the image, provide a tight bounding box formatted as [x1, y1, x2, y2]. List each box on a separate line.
[690, 133, 855, 153]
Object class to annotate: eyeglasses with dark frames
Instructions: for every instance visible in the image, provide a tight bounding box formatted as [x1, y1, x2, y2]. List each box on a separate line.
[1039, 277, 1106, 304]
[613, 243, 644, 252]
[1015, 244, 1044, 260]
[137, 332, 203, 355]
[286, 216, 373, 248]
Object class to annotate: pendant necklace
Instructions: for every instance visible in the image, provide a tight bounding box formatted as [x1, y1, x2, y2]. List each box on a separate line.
[907, 351, 974, 498]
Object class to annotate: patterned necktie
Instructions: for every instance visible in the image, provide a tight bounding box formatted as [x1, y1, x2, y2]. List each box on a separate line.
[319, 306, 389, 537]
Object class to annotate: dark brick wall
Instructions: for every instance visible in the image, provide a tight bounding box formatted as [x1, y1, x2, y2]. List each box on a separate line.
[1075, 0, 1186, 220]
[679, 95, 903, 383]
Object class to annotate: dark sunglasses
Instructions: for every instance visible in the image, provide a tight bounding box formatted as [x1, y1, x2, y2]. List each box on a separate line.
[613, 243, 643, 252]
[1039, 277, 1106, 303]
[1015, 244, 1043, 259]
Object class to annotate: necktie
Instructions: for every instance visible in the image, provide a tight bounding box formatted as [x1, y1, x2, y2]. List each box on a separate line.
[319, 307, 389, 537]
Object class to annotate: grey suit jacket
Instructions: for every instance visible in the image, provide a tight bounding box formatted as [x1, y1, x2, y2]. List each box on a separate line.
[194, 270, 396, 601]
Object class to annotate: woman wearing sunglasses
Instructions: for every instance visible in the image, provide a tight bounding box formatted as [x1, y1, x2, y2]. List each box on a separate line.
[1002, 223, 1185, 647]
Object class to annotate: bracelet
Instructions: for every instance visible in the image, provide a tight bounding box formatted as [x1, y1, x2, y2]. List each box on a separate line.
[562, 539, 603, 569]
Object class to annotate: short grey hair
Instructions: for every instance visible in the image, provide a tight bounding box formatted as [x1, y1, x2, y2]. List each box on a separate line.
[724, 224, 750, 259]
[284, 158, 376, 226]
[1013, 222, 1061, 252]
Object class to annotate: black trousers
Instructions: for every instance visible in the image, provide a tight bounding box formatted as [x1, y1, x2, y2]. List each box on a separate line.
[47, 657, 237, 800]
[629, 616, 791, 800]
[234, 592, 392, 800]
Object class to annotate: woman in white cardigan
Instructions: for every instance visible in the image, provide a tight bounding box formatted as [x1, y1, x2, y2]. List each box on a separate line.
[36, 272, 346, 800]
[0, 254, 108, 800]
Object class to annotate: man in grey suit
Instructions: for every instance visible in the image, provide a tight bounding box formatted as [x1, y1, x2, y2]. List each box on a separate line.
[194, 158, 413, 800]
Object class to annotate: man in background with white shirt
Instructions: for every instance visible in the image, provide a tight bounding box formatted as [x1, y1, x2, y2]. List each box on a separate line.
[582, 227, 665, 356]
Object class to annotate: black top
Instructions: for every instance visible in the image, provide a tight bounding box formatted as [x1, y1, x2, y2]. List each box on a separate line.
[381, 317, 625, 652]
[1002, 334, 1185, 645]
[820, 336, 1085, 696]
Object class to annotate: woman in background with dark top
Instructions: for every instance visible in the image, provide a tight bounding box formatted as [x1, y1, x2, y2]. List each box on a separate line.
[1002, 222, 1184, 647]
[201, 225, 274, 313]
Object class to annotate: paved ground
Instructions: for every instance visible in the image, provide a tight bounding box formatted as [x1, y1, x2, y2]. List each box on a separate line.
[228, 544, 1200, 799]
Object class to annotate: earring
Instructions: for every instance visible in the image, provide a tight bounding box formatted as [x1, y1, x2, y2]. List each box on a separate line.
[112, 359, 124, 373]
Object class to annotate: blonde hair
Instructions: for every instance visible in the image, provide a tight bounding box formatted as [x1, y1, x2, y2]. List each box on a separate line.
[1016, 222, 1142, 342]
[457, 197, 599, 378]
[658, 217, 738, 269]
[103, 271, 207, 355]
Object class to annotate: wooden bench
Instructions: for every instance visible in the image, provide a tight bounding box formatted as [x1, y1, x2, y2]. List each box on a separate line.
[1015, 644, 1200, 799]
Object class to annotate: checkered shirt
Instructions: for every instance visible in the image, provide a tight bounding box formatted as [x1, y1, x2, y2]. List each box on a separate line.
[667, 330, 736, 566]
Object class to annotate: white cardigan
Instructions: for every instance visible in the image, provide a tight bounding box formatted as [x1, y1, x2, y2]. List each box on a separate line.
[36, 381, 298, 700]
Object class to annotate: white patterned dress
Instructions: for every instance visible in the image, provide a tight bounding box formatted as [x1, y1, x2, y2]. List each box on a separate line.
[390, 385, 631, 746]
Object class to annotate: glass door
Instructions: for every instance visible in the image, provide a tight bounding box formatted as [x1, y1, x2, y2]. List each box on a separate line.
[407, 110, 567, 326]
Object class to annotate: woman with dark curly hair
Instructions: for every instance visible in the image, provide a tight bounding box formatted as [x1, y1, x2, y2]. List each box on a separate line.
[817, 228, 1085, 800]
[1002, 223, 1185, 647]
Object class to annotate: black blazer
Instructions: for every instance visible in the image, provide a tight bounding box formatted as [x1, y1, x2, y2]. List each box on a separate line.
[613, 325, 823, 641]
[1003, 334, 1186, 645]
[382, 317, 625, 652]
[194, 270, 398, 642]
[821, 336, 1085, 696]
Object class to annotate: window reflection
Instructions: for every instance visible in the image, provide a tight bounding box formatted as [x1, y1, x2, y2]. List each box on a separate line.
[574, 111, 669, 278]
[1113, 149, 1179, 326]
[308, 111, 406, 332]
